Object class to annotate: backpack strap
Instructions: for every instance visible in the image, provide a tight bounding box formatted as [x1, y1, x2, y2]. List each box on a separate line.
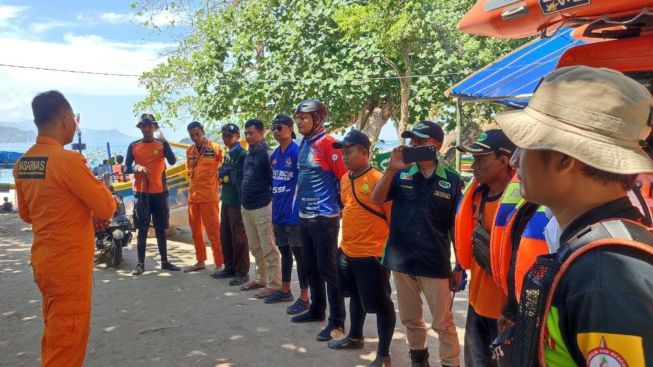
[537, 219, 653, 366]
[349, 168, 386, 221]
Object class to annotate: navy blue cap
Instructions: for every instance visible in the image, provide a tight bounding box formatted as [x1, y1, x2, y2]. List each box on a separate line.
[401, 120, 444, 142]
[456, 129, 516, 156]
[332, 129, 371, 150]
[221, 123, 240, 134]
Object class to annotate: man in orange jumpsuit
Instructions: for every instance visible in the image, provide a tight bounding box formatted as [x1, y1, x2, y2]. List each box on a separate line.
[14, 90, 116, 367]
[184, 121, 224, 275]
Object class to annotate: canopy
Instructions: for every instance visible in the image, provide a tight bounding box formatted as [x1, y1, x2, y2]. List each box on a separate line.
[447, 27, 586, 108]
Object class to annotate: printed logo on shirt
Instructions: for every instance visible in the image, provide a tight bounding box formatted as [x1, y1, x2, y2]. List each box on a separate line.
[272, 159, 278, 165]
[438, 180, 451, 189]
[153, 149, 160, 155]
[578, 333, 644, 367]
[332, 153, 338, 161]
[203, 149, 215, 157]
[360, 182, 371, 194]
[286, 157, 292, 167]
[17, 157, 48, 179]
[400, 172, 413, 180]
[434, 190, 451, 200]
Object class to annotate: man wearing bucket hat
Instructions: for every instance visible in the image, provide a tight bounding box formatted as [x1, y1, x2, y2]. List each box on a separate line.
[125, 113, 180, 275]
[371, 120, 463, 367]
[496, 66, 653, 366]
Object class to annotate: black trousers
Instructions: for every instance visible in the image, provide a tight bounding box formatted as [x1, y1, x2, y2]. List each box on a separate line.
[300, 216, 345, 327]
[220, 203, 250, 276]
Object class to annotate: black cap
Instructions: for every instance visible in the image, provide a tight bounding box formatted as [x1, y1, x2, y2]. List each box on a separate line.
[272, 114, 296, 139]
[401, 120, 444, 142]
[456, 129, 516, 156]
[332, 129, 371, 150]
[136, 113, 159, 128]
[221, 123, 240, 135]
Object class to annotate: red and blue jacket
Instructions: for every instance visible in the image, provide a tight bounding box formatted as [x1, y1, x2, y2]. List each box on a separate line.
[297, 132, 347, 218]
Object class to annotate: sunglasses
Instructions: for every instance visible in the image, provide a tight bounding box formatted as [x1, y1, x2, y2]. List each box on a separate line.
[272, 125, 287, 132]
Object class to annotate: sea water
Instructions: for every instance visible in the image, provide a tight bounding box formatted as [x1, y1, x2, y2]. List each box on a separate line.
[0, 143, 187, 184]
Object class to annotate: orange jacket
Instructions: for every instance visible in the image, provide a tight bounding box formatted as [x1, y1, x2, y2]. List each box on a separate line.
[489, 176, 522, 293]
[14, 136, 115, 276]
[186, 139, 223, 203]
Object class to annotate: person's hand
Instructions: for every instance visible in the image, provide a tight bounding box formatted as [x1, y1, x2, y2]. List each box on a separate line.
[389, 145, 410, 171]
[449, 264, 467, 292]
[93, 217, 111, 232]
[497, 314, 514, 333]
[134, 164, 149, 175]
[155, 128, 166, 142]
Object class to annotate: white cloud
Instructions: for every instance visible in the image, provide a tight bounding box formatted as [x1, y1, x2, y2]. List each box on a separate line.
[99, 12, 128, 24]
[0, 4, 27, 28]
[0, 32, 173, 120]
[29, 20, 76, 33]
[97, 10, 184, 28]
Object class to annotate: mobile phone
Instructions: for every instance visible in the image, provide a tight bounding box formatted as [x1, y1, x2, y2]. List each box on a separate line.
[403, 146, 437, 164]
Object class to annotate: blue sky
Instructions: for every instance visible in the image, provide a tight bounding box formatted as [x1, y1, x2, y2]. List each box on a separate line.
[0, 1, 397, 142]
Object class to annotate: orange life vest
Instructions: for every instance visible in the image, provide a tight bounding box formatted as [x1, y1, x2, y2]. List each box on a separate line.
[489, 176, 522, 293]
[454, 179, 478, 269]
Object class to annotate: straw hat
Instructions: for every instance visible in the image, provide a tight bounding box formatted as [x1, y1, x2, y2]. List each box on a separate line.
[495, 66, 653, 174]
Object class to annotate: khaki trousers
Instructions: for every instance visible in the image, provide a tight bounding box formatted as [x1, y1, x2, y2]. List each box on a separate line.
[394, 271, 461, 366]
[241, 204, 281, 289]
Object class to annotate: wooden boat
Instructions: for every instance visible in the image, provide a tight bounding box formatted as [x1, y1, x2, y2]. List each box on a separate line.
[458, 0, 653, 39]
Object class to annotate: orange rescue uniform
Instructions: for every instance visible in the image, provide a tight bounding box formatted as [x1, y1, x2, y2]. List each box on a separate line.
[186, 139, 224, 265]
[339, 168, 391, 258]
[14, 136, 115, 367]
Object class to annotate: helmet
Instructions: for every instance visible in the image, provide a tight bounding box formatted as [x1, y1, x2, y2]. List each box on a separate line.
[294, 99, 328, 124]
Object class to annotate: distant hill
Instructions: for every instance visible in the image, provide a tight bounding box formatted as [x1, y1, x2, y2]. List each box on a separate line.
[0, 126, 35, 143]
[0, 122, 138, 145]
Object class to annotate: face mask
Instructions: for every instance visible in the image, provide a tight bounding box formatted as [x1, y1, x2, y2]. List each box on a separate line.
[543, 207, 561, 253]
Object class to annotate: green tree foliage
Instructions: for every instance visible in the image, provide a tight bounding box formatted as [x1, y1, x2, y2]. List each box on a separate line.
[135, 0, 526, 145]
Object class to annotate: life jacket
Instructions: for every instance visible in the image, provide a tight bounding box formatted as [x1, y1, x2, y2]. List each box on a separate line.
[454, 179, 478, 270]
[512, 205, 549, 302]
[489, 176, 522, 293]
[112, 164, 128, 182]
[512, 219, 653, 367]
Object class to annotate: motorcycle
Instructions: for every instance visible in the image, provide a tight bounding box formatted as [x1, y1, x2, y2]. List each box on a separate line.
[95, 192, 133, 268]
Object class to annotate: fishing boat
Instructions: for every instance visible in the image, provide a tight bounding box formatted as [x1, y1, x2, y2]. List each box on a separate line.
[458, 0, 653, 39]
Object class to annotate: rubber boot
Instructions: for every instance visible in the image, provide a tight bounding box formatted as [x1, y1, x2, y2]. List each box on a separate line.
[409, 349, 430, 367]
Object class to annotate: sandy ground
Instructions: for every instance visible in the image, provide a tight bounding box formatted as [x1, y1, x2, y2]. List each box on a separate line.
[0, 212, 469, 367]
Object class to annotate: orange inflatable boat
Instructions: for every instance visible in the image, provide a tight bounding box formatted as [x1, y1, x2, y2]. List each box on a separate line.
[459, 0, 653, 39]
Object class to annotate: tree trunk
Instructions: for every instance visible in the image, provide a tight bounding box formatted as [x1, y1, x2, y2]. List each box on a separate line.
[397, 79, 410, 145]
[362, 102, 396, 150]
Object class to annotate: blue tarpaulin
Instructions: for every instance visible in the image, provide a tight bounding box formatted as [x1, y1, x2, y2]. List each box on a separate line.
[448, 27, 586, 108]
[0, 151, 22, 166]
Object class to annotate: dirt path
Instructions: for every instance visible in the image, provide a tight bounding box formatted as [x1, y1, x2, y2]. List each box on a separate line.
[0, 213, 469, 366]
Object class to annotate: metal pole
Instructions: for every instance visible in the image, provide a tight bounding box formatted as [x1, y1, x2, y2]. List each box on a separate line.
[455, 98, 463, 172]
[77, 129, 82, 154]
[106, 142, 114, 182]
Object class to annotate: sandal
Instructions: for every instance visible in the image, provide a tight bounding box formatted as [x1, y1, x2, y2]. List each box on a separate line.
[240, 281, 265, 291]
[184, 264, 206, 273]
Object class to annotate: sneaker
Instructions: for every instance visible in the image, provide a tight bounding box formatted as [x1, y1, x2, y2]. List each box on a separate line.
[229, 274, 249, 286]
[369, 355, 392, 367]
[211, 268, 236, 279]
[161, 262, 180, 271]
[264, 290, 294, 304]
[132, 263, 144, 276]
[286, 299, 310, 315]
[317, 325, 345, 342]
[327, 336, 364, 350]
[290, 310, 325, 323]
